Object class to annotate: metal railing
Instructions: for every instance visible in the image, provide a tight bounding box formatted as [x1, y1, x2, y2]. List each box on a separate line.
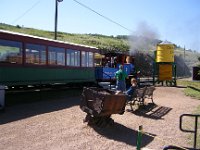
[96, 69, 112, 90]
[180, 114, 200, 149]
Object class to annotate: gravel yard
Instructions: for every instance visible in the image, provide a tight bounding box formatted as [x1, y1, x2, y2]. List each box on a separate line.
[0, 86, 200, 150]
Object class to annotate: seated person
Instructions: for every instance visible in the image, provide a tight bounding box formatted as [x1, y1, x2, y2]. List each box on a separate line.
[125, 78, 138, 101]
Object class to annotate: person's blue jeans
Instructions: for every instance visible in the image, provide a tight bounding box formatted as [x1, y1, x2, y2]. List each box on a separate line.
[116, 80, 126, 92]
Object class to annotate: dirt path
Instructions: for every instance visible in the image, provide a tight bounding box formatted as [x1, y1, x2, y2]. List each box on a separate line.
[0, 87, 200, 150]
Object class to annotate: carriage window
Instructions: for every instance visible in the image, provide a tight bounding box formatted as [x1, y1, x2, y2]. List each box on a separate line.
[25, 44, 46, 65]
[88, 52, 94, 67]
[81, 51, 94, 67]
[67, 49, 80, 66]
[48, 46, 65, 66]
[81, 51, 86, 67]
[0, 39, 22, 64]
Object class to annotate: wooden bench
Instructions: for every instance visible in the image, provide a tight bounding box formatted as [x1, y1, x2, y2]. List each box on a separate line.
[144, 86, 156, 103]
[127, 86, 156, 111]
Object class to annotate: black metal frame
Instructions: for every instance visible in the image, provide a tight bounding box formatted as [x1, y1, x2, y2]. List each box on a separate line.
[180, 114, 200, 149]
[163, 114, 200, 150]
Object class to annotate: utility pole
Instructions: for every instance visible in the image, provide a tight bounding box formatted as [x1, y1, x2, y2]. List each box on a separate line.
[184, 45, 186, 76]
[54, 0, 63, 40]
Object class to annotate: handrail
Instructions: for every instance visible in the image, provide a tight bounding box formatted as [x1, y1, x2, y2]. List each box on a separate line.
[180, 114, 200, 149]
[102, 71, 112, 90]
[96, 68, 112, 90]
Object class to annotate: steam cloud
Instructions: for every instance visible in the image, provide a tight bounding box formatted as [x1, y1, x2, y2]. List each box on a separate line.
[129, 22, 160, 55]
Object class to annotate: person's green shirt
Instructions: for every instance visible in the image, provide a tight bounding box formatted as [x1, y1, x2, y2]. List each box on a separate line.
[115, 69, 127, 81]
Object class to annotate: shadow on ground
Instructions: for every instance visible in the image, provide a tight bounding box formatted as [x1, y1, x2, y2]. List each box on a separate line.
[0, 89, 82, 124]
[129, 103, 172, 120]
[188, 86, 200, 92]
[91, 122, 155, 148]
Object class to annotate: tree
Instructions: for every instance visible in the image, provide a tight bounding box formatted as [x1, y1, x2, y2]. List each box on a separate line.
[198, 56, 200, 62]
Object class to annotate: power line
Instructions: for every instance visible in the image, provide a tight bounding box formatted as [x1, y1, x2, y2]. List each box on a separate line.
[12, 0, 42, 24]
[72, 0, 133, 33]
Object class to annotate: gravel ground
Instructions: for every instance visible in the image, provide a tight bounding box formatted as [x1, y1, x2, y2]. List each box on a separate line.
[0, 86, 200, 150]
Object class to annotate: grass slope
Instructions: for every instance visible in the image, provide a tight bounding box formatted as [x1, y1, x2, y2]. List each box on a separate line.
[0, 23, 129, 52]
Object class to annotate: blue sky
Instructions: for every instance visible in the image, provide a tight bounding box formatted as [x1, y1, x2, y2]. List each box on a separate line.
[0, 0, 200, 52]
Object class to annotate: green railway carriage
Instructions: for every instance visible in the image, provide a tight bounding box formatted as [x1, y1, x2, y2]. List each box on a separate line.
[0, 30, 99, 87]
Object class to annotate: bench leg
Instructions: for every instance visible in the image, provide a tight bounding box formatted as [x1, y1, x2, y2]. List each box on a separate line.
[151, 97, 154, 103]
[127, 99, 136, 111]
[138, 98, 144, 105]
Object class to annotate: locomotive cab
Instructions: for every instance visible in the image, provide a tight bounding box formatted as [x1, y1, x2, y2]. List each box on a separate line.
[94, 52, 135, 84]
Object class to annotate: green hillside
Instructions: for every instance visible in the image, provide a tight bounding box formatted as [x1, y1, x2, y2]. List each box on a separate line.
[0, 23, 129, 52]
[0, 23, 200, 77]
